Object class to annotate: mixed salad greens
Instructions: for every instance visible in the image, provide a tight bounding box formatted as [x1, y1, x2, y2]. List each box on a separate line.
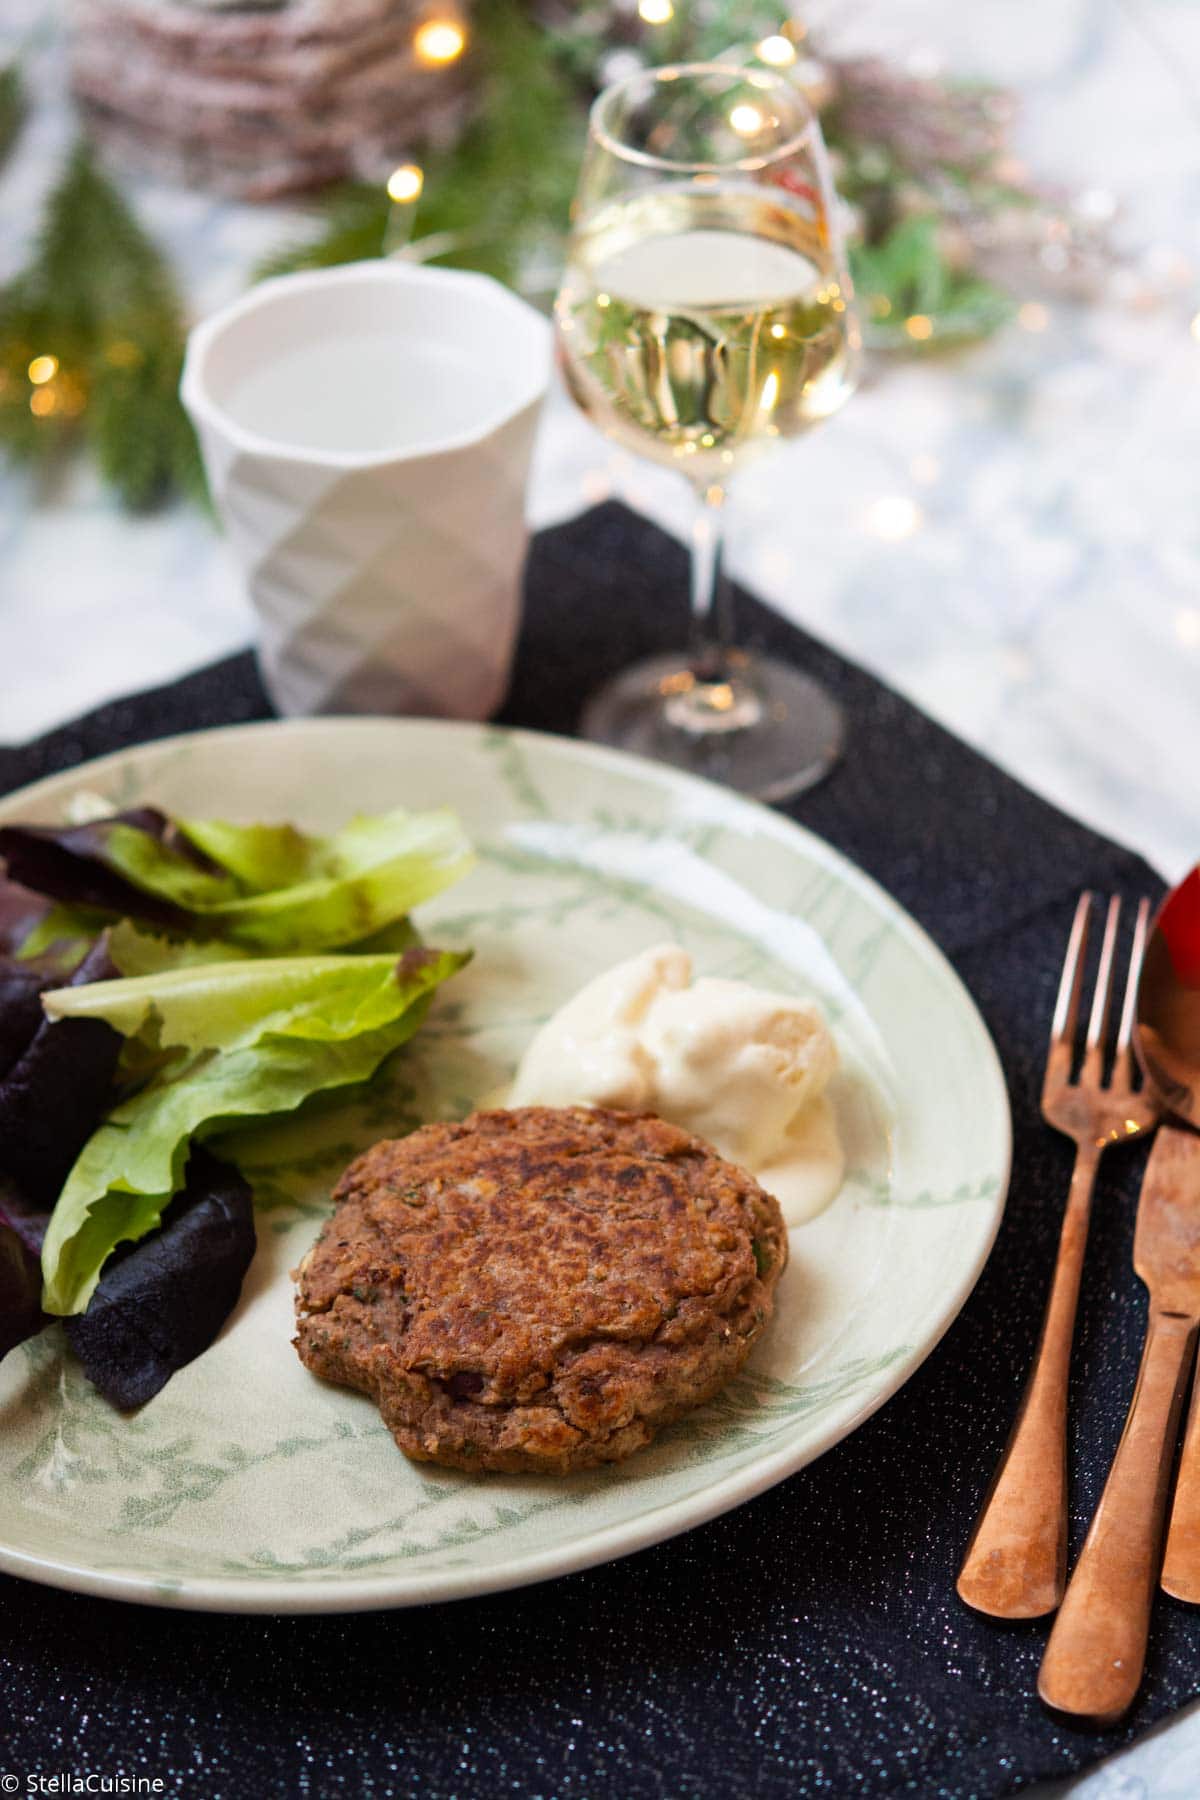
[0, 800, 473, 1406]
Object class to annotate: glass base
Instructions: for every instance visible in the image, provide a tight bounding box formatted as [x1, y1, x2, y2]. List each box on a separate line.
[580, 653, 844, 803]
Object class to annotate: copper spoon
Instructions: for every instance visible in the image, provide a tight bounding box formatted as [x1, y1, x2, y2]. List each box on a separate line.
[1137, 865, 1200, 1602]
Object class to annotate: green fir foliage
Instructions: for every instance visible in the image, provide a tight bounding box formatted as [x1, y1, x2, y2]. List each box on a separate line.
[0, 62, 25, 165]
[549, 0, 789, 71]
[850, 216, 1014, 345]
[259, 0, 581, 291]
[0, 141, 203, 509]
[255, 181, 394, 280]
[0, 6, 1031, 506]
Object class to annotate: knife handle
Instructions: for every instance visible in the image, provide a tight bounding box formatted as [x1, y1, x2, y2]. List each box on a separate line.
[1161, 1339, 1200, 1601]
[1038, 1308, 1197, 1726]
[957, 1145, 1098, 1619]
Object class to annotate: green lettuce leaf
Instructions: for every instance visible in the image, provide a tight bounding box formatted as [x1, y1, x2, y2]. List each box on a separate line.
[44, 949, 444, 1049]
[103, 819, 241, 909]
[175, 818, 313, 891]
[105, 914, 420, 978]
[106, 921, 254, 976]
[15, 904, 108, 963]
[181, 809, 473, 952]
[2, 805, 475, 954]
[40, 945, 468, 1315]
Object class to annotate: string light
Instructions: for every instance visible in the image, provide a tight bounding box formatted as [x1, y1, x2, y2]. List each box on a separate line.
[1191, 311, 1200, 343]
[28, 354, 58, 385]
[413, 18, 466, 65]
[729, 103, 764, 136]
[1175, 607, 1200, 647]
[865, 496, 923, 541]
[757, 34, 797, 67]
[1017, 301, 1050, 332]
[638, 0, 674, 21]
[905, 314, 934, 341]
[28, 367, 86, 420]
[387, 163, 424, 203]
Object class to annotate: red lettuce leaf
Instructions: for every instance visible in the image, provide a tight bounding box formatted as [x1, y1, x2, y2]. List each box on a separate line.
[64, 1146, 255, 1410]
[0, 959, 51, 1080]
[0, 808, 220, 933]
[0, 876, 55, 956]
[0, 1189, 48, 1359]
[0, 936, 122, 1203]
[0, 934, 94, 1080]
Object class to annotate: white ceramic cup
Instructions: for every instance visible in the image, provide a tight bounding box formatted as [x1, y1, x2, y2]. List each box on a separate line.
[181, 260, 550, 718]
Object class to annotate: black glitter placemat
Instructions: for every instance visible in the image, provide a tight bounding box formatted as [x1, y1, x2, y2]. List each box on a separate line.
[0, 503, 1191, 1799]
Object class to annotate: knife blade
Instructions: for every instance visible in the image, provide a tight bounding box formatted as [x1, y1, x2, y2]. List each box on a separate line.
[1038, 1123, 1200, 1724]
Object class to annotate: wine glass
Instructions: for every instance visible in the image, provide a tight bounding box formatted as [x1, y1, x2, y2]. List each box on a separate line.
[554, 62, 861, 801]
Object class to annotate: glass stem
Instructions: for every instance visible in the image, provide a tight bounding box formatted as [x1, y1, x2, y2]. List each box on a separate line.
[665, 481, 762, 737]
[688, 482, 730, 681]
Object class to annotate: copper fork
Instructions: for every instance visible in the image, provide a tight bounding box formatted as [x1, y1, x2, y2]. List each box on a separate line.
[957, 893, 1159, 1619]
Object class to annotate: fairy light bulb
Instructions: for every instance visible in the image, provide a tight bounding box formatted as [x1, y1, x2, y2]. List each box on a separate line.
[638, 0, 674, 21]
[387, 163, 424, 203]
[757, 34, 797, 67]
[865, 496, 923, 540]
[729, 103, 764, 137]
[413, 18, 466, 65]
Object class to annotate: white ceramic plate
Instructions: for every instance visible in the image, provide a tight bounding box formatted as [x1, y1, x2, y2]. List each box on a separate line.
[0, 719, 1010, 1613]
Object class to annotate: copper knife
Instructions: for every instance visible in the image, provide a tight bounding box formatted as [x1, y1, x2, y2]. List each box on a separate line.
[1038, 1123, 1200, 1725]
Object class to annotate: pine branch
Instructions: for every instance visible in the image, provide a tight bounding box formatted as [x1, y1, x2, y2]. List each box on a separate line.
[260, 0, 582, 290]
[0, 141, 201, 509]
[542, 0, 791, 70]
[850, 216, 1014, 345]
[0, 62, 25, 165]
[255, 183, 391, 281]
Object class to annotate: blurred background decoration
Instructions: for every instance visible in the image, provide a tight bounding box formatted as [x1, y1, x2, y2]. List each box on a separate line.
[0, 0, 1174, 509]
[68, 0, 474, 200]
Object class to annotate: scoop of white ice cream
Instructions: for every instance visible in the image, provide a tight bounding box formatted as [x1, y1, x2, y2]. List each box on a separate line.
[509, 944, 837, 1176]
[641, 975, 836, 1170]
[509, 944, 689, 1113]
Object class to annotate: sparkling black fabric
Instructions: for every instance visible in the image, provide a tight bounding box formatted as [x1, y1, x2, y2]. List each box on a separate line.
[0, 504, 1191, 1798]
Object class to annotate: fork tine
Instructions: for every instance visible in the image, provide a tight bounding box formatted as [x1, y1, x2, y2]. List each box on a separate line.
[1045, 892, 1092, 1088]
[1113, 897, 1152, 1086]
[1082, 896, 1121, 1081]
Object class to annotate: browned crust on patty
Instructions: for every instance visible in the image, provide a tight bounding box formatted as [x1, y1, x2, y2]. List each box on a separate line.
[293, 1105, 788, 1474]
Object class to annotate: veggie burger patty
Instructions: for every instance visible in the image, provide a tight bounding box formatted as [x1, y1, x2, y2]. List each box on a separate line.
[293, 1104, 788, 1474]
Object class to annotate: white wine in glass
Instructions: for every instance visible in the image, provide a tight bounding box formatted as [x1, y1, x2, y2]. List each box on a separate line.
[555, 64, 861, 800]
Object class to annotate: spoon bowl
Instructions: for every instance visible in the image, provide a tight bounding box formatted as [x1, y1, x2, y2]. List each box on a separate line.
[1136, 866, 1200, 1120]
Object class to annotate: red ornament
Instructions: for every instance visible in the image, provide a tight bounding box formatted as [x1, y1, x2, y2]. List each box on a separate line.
[1158, 865, 1200, 988]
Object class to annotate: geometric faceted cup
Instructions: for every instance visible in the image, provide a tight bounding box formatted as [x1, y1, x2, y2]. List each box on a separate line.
[182, 261, 550, 719]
